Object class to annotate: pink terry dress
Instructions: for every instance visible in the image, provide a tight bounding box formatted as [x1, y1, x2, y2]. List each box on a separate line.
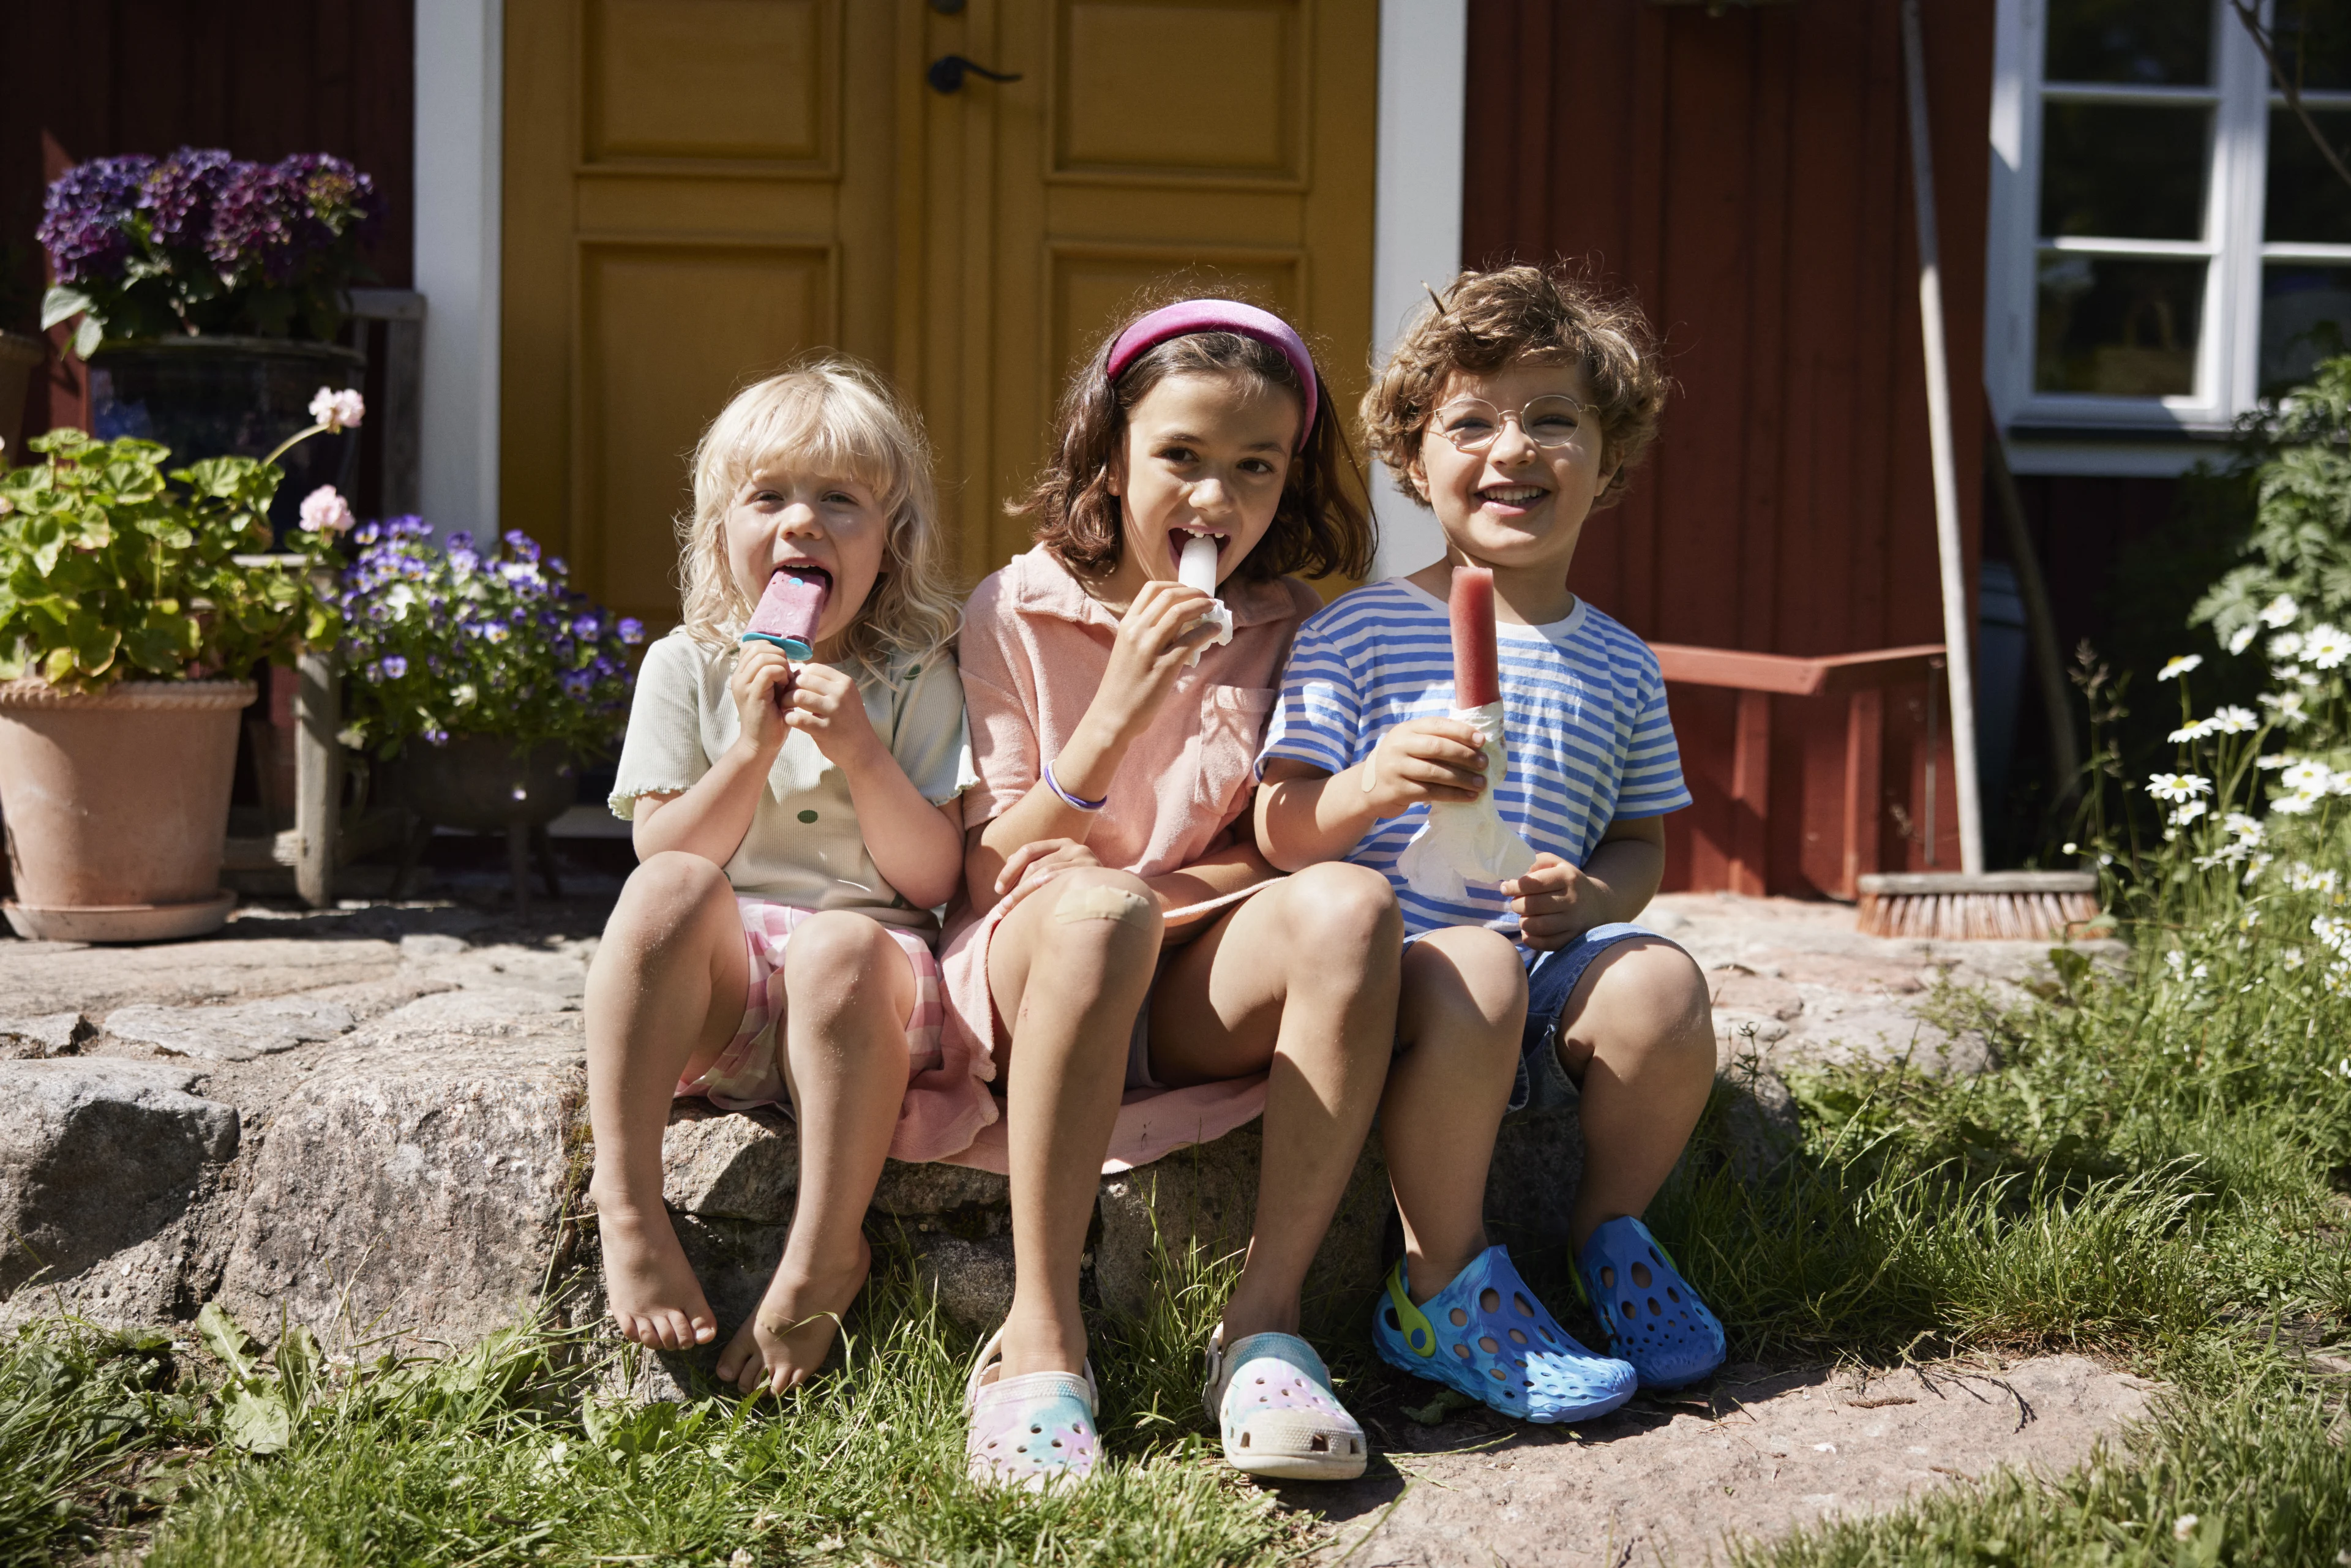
[921, 544, 1322, 1174]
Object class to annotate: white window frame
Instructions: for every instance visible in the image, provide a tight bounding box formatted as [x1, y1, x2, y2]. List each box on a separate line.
[1986, 0, 2351, 456]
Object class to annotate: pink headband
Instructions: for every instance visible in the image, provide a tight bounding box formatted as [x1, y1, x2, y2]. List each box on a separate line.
[1102, 299, 1319, 451]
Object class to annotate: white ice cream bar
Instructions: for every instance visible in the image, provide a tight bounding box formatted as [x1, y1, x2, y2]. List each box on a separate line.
[1180, 533, 1234, 663]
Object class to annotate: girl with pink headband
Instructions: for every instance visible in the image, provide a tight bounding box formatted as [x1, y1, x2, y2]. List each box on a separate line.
[932, 296, 1419, 1488]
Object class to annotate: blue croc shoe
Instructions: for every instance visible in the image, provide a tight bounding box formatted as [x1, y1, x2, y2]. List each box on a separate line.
[1575, 1217, 1726, 1388]
[1371, 1245, 1636, 1423]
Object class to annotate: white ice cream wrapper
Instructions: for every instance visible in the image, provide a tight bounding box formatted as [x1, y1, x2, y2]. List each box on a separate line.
[1395, 702, 1539, 906]
[1178, 535, 1234, 666]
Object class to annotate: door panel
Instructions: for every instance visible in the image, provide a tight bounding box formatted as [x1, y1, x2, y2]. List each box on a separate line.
[505, 0, 1374, 618]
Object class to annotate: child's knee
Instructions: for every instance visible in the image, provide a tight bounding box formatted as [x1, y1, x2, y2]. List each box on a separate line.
[1406, 926, 1529, 1027]
[604, 852, 733, 951]
[1037, 868, 1163, 962]
[781, 912, 904, 1008]
[1584, 943, 1716, 1063]
[1284, 861, 1402, 961]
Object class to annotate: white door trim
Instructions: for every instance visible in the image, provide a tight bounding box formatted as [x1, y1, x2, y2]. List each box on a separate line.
[413, 0, 504, 535]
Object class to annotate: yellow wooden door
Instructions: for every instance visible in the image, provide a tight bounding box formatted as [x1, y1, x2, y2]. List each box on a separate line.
[501, 0, 1376, 620]
[912, 0, 1379, 582]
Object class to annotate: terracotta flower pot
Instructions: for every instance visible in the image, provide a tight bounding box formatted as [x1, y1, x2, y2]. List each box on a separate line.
[0, 678, 255, 941]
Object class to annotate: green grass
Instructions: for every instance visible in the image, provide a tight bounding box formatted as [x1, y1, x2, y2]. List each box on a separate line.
[9, 878, 2351, 1563]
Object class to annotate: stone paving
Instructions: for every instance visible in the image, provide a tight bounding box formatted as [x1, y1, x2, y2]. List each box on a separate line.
[0, 882, 2153, 1562]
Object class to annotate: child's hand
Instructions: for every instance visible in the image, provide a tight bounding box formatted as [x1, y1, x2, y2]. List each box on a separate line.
[1359, 718, 1488, 818]
[1092, 579, 1223, 740]
[729, 641, 797, 756]
[994, 838, 1101, 915]
[1503, 853, 1592, 950]
[781, 662, 882, 768]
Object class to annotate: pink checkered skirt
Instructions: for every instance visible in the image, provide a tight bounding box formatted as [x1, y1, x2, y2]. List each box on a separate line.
[677, 898, 947, 1114]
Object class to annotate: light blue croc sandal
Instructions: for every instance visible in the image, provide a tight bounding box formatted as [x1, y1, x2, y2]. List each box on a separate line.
[1203, 1325, 1367, 1480]
[1371, 1245, 1636, 1423]
[1574, 1216, 1726, 1389]
[964, 1326, 1101, 1491]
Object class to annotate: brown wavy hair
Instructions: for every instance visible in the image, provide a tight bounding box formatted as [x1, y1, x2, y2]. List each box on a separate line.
[1011, 294, 1374, 583]
[1362, 263, 1670, 511]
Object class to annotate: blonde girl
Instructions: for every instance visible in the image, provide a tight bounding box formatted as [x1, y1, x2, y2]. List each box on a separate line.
[940, 299, 1406, 1490]
[587, 359, 973, 1395]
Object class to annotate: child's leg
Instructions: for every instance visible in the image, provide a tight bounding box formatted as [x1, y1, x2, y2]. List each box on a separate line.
[1149, 861, 1401, 1338]
[984, 868, 1165, 1379]
[1382, 926, 1526, 1302]
[1547, 939, 1716, 1248]
[585, 852, 753, 1350]
[717, 911, 917, 1395]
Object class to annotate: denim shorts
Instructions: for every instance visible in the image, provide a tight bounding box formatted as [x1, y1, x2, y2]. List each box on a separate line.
[1510, 922, 1684, 1114]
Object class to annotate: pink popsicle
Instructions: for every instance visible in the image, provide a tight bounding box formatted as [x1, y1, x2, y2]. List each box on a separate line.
[1449, 566, 1500, 709]
[742, 568, 830, 659]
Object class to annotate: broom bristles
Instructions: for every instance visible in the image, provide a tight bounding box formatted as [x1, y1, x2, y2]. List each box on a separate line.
[1855, 889, 2102, 942]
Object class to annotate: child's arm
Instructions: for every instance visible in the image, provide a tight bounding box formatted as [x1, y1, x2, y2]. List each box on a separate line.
[631, 640, 796, 865]
[776, 662, 966, 910]
[1504, 815, 1666, 949]
[1255, 718, 1491, 870]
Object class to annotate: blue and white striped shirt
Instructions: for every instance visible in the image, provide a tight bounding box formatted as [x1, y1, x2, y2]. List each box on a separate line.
[1258, 578, 1691, 940]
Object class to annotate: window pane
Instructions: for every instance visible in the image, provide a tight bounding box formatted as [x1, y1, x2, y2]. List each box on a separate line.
[2040, 103, 2211, 239]
[2273, 0, 2351, 92]
[2045, 0, 2210, 86]
[2262, 264, 2351, 393]
[2265, 108, 2351, 243]
[2035, 254, 2205, 396]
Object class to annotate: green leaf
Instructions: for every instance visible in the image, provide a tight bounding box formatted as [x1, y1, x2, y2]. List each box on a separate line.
[193, 1302, 261, 1384]
[217, 1386, 293, 1454]
[71, 314, 103, 362]
[40, 285, 94, 331]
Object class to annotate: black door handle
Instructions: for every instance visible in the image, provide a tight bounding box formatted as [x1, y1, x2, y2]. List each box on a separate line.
[928, 54, 1022, 94]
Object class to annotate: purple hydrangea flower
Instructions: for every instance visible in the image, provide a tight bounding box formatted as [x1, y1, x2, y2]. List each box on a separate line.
[37, 155, 154, 283]
[276, 152, 381, 247]
[206, 159, 302, 283]
[138, 148, 235, 251]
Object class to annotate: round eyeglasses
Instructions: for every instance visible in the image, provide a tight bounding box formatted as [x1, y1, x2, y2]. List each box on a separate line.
[1430, 395, 1592, 452]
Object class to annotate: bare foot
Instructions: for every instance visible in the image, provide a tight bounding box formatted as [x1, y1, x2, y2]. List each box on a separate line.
[594, 1197, 718, 1350]
[718, 1234, 872, 1395]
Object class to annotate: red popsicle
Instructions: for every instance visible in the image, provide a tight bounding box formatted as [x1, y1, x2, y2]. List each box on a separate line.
[1449, 565, 1500, 709]
[741, 567, 830, 660]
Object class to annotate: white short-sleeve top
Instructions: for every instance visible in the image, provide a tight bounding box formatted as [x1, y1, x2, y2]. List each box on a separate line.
[609, 629, 977, 934]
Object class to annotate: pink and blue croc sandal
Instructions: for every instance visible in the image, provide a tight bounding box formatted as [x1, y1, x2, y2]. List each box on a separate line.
[964, 1326, 1101, 1491]
[1202, 1324, 1367, 1480]
[1574, 1216, 1726, 1389]
[1373, 1245, 1637, 1423]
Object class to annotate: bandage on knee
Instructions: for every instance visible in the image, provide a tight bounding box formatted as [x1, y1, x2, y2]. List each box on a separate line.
[1053, 883, 1155, 928]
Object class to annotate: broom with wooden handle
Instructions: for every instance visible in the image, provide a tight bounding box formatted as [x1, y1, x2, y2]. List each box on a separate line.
[1855, 0, 2100, 942]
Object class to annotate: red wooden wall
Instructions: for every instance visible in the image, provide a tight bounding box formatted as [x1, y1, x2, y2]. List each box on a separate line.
[0, 1, 414, 448]
[1462, 0, 1995, 895]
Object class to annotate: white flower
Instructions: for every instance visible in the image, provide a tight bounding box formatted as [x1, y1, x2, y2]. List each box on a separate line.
[2312, 914, 2351, 955]
[2169, 719, 2217, 743]
[2271, 790, 2322, 816]
[2283, 946, 2305, 969]
[2147, 773, 2211, 803]
[2227, 623, 2259, 655]
[2328, 960, 2351, 994]
[2173, 1514, 2200, 1542]
[2061, 841, 2079, 855]
[2164, 949, 2186, 976]
[2257, 753, 2293, 769]
[309, 386, 366, 432]
[2170, 800, 2208, 827]
[2306, 624, 2351, 669]
[452, 682, 478, 707]
[2158, 654, 2203, 681]
[2339, 1057, 2351, 1079]
[2260, 593, 2300, 628]
[2260, 691, 2311, 726]
[2246, 852, 2276, 883]
[2281, 759, 2334, 795]
[2223, 812, 2263, 843]
[2210, 705, 2258, 733]
[2271, 631, 2305, 660]
[2289, 863, 2342, 895]
[2242, 906, 2261, 928]
[297, 484, 354, 535]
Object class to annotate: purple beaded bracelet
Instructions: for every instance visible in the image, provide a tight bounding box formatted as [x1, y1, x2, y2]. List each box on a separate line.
[1044, 760, 1107, 812]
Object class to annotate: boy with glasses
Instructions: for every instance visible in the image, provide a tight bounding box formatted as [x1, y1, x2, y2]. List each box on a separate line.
[1254, 264, 1725, 1419]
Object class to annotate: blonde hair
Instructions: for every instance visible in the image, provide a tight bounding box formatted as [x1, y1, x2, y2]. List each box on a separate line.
[678, 357, 961, 669]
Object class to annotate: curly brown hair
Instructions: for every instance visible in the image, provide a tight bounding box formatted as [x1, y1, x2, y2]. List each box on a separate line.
[1362, 264, 1669, 511]
[1012, 298, 1374, 583]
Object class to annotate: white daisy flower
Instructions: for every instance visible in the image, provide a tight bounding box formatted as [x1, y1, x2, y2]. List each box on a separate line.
[2304, 624, 2351, 669]
[2260, 691, 2311, 726]
[2170, 800, 2209, 827]
[2147, 773, 2211, 802]
[2270, 790, 2322, 816]
[2281, 759, 2334, 794]
[2222, 812, 2263, 842]
[2227, 623, 2259, 655]
[2210, 705, 2258, 733]
[2270, 631, 2305, 660]
[2259, 593, 2300, 628]
[2158, 654, 2203, 681]
[2169, 719, 2218, 743]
